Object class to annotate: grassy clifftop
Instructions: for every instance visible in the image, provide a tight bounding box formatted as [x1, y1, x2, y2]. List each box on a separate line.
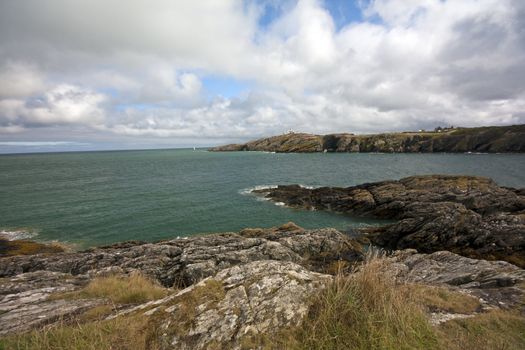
[210, 124, 525, 153]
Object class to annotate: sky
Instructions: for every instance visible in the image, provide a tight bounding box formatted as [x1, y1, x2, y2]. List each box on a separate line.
[0, 0, 524, 153]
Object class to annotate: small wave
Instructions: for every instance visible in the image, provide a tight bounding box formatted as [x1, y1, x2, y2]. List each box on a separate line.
[239, 184, 317, 196]
[238, 185, 278, 196]
[0, 229, 38, 241]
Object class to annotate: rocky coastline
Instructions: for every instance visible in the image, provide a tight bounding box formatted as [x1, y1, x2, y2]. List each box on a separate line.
[254, 175, 525, 268]
[1, 175, 525, 348]
[210, 124, 525, 153]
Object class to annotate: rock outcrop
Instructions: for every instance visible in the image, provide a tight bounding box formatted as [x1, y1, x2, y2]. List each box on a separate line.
[254, 175, 525, 267]
[386, 249, 525, 310]
[210, 124, 525, 153]
[0, 223, 362, 287]
[1, 222, 525, 348]
[148, 260, 331, 350]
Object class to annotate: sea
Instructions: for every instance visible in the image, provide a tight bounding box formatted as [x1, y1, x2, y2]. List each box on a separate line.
[1, 149, 524, 248]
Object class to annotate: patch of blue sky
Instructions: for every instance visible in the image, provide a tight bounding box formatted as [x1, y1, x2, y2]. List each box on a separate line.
[254, 0, 368, 32]
[202, 75, 253, 99]
[322, 0, 365, 30]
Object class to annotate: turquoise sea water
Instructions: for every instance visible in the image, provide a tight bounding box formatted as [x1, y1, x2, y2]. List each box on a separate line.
[1, 149, 524, 248]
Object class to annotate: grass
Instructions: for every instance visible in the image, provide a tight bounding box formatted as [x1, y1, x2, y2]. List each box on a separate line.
[280, 257, 440, 350]
[406, 284, 481, 314]
[0, 315, 157, 350]
[64, 272, 168, 305]
[2, 258, 524, 350]
[438, 310, 525, 350]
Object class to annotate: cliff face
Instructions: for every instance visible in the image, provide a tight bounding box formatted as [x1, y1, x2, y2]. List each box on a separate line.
[210, 124, 525, 153]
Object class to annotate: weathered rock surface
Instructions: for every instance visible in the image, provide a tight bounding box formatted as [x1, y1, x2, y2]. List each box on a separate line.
[148, 260, 331, 350]
[211, 124, 525, 153]
[0, 224, 362, 287]
[254, 175, 525, 267]
[0, 271, 103, 335]
[1, 224, 525, 348]
[111, 250, 525, 349]
[385, 249, 525, 309]
[0, 224, 360, 337]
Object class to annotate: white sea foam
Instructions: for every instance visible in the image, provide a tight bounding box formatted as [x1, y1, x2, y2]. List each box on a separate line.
[239, 184, 318, 197]
[0, 229, 38, 241]
[238, 185, 278, 196]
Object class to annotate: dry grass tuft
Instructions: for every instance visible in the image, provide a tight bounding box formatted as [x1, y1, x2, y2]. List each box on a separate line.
[63, 272, 167, 305]
[281, 256, 440, 350]
[0, 315, 158, 350]
[438, 309, 525, 350]
[405, 284, 481, 314]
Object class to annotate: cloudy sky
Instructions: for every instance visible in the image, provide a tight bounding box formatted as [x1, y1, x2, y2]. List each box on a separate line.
[0, 0, 524, 152]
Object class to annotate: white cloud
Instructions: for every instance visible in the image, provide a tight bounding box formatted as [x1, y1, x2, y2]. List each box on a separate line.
[0, 84, 107, 128]
[0, 0, 524, 143]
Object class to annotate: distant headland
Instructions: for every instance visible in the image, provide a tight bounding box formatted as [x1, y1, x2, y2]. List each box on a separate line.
[210, 124, 525, 153]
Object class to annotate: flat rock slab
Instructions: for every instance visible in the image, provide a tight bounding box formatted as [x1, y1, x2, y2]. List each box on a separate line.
[0, 271, 104, 335]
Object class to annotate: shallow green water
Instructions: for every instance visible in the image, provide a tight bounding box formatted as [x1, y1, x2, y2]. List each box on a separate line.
[1, 149, 524, 247]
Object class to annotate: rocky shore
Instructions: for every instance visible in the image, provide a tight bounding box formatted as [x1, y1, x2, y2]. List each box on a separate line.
[1, 222, 525, 349]
[254, 175, 525, 268]
[210, 124, 525, 153]
[1, 175, 525, 348]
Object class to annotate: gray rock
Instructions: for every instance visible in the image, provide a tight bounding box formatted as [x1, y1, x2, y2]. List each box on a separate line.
[0, 224, 362, 287]
[151, 260, 331, 350]
[0, 271, 104, 335]
[255, 175, 525, 267]
[385, 249, 525, 309]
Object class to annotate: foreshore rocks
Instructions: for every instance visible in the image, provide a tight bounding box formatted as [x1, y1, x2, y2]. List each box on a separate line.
[254, 175, 525, 267]
[1, 221, 524, 348]
[210, 124, 525, 153]
[0, 223, 362, 286]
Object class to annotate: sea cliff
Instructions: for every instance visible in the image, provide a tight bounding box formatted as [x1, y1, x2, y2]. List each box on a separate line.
[210, 124, 525, 153]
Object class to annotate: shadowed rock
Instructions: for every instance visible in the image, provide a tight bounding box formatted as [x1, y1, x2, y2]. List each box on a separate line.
[254, 175, 525, 267]
[0, 223, 363, 287]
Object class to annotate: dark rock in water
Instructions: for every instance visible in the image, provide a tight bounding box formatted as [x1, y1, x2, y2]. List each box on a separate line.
[254, 175, 525, 267]
[0, 223, 363, 287]
[210, 124, 525, 153]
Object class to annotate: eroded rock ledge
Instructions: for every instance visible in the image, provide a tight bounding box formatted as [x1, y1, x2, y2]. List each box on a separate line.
[254, 175, 525, 267]
[1, 223, 524, 349]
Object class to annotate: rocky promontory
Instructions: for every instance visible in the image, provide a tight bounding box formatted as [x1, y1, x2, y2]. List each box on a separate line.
[254, 175, 525, 267]
[210, 124, 525, 153]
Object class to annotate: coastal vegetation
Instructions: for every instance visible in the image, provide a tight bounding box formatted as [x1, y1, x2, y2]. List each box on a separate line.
[2, 256, 524, 349]
[210, 124, 525, 153]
